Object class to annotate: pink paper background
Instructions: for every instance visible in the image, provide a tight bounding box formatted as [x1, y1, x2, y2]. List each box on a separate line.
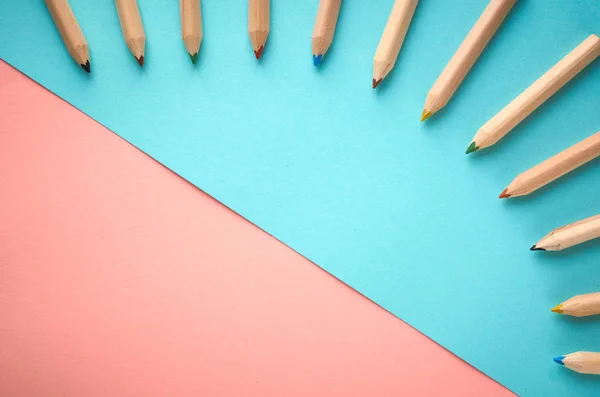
[0, 61, 513, 396]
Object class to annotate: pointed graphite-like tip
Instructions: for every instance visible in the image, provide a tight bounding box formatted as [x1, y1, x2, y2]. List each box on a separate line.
[530, 244, 545, 251]
[254, 46, 264, 60]
[551, 304, 563, 314]
[465, 141, 479, 154]
[136, 56, 144, 67]
[189, 52, 198, 64]
[499, 188, 511, 199]
[421, 109, 432, 122]
[80, 60, 91, 73]
[372, 78, 381, 89]
[553, 356, 565, 366]
[313, 54, 323, 66]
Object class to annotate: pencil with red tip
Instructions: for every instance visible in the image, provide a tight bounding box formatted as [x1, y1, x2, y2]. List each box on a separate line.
[181, 0, 202, 64]
[312, 0, 342, 66]
[115, 0, 147, 67]
[248, 0, 269, 60]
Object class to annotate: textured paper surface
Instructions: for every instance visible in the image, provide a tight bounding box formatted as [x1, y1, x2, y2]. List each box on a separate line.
[1, 1, 599, 395]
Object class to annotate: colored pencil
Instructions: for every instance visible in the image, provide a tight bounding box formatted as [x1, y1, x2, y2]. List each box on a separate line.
[466, 34, 600, 154]
[531, 214, 600, 252]
[421, 0, 515, 120]
[44, 0, 90, 73]
[373, 0, 419, 89]
[248, 0, 270, 60]
[181, 0, 202, 64]
[115, 0, 146, 67]
[554, 352, 600, 375]
[312, 0, 342, 66]
[552, 291, 600, 317]
[500, 131, 600, 198]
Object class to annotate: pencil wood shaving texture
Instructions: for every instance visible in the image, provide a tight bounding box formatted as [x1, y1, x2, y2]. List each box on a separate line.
[422, 0, 515, 120]
[467, 34, 600, 153]
[533, 214, 600, 252]
[500, 131, 600, 198]
[44, 0, 90, 72]
[181, 0, 202, 64]
[556, 352, 600, 375]
[372, 0, 419, 89]
[553, 292, 600, 317]
[115, 0, 146, 66]
[248, 0, 270, 59]
[312, 0, 342, 66]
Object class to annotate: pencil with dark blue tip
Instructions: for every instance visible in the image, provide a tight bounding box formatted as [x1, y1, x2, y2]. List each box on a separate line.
[311, 0, 342, 66]
[554, 352, 600, 375]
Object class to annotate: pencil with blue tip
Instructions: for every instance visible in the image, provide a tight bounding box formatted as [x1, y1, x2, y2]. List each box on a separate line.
[531, 214, 600, 252]
[312, 0, 342, 66]
[554, 352, 600, 375]
[552, 292, 600, 317]
[248, 0, 270, 60]
[181, 0, 202, 64]
[115, 0, 147, 67]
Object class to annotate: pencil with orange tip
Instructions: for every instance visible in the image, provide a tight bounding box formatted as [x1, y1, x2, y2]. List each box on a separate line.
[531, 214, 600, 252]
[115, 0, 147, 67]
[312, 0, 342, 66]
[466, 34, 600, 154]
[373, 0, 418, 89]
[552, 291, 600, 317]
[422, 0, 515, 120]
[248, 0, 269, 60]
[499, 131, 600, 199]
[181, 0, 202, 64]
[554, 352, 600, 375]
[44, 0, 91, 73]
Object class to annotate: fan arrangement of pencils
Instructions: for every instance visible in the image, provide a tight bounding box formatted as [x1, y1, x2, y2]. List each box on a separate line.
[45, 0, 600, 375]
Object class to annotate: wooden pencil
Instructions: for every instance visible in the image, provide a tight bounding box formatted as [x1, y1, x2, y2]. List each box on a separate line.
[552, 291, 600, 317]
[466, 34, 600, 154]
[181, 0, 202, 64]
[554, 352, 600, 375]
[421, 0, 515, 120]
[44, 0, 90, 73]
[372, 0, 418, 89]
[500, 131, 600, 198]
[115, 0, 146, 67]
[531, 214, 600, 252]
[312, 0, 342, 66]
[248, 0, 270, 60]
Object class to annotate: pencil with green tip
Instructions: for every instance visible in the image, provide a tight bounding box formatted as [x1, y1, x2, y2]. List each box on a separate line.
[466, 34, 600, 154]
[552, 291, 600, 317]
[554, 352, 600, 375]
[312, 0, 342, 66]
[531, 214, 600, 252]
[181, 0, 202, 64]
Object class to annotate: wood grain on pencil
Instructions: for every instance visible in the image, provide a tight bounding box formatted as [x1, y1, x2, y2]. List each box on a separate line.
[115, 0, 146, 66]
[44, 0, 90, 73]
[466, 34, 600, 154]
[531, 214, 600, 252]
[422, 0, 515, 120]
[181, 0, 202, 64]
[373, 0, 418, 89]
[554, 352, 600, 375]
[500, 131, 600, 198]
[312, 0, 342, 66]
[248, 0, 270, 59]
[552, 291, 600, 317]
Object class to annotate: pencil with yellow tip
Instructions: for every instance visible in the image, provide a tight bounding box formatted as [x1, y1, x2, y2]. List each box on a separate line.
[499, 131, 600, 199]
[552, 292, 600, 317]
[115, 0, 147, 67]
[421, 0, 515, 121]
[372, 0, 418, 89]
[466, 34, 600, 154]
[531, 214, 600, 252]
[312, 0, 342, 66]
[248, 0, 270, 60]
[554, 352, 600, 375]
[181, 0, 202, 64]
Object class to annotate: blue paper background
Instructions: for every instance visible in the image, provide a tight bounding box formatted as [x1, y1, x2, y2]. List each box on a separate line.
[1, 1, 599, 395]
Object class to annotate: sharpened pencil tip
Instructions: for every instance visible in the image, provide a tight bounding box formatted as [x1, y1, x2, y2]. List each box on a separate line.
[421, 109, 432, 122]
[530, 245, 545, 251]
[553, 356, 565, 366]
[313, 54, 323, 66]
[465, 142, 479, 154]
[80, 60, 90, 73]
[254, 46, 264, 60]
[372, 78, 381, 89]
[136, 56, 144, 67]
[189, 53, 198, 64]
[499, 188, 511, 199]
[551, 304, 563, 314]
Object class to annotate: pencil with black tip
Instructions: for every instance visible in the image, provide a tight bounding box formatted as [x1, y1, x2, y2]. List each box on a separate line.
[44, 0, 91, 73]
[499, 131, 600, 199]
[181, 0, 202, 64]
[466, 34, 600, 154]
[312, 0, 342, 66]
[248, 0, 269, 60]
[422, 0, 515, 120]
[554, 352, 600, 375]
[372, 0, 418, 89]
[115, 0, 146, 67]
[552, 292, 600, 317]
[531, 214, 600, 252]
